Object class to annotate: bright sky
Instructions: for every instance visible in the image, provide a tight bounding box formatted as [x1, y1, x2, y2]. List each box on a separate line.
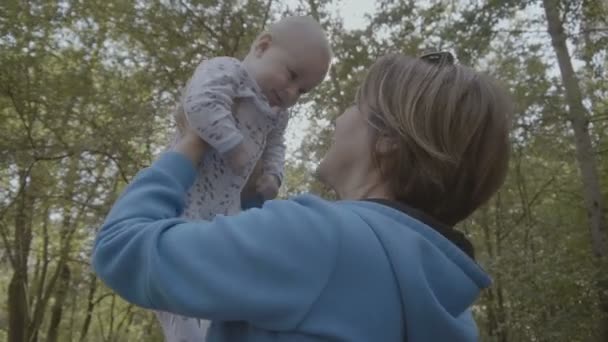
[283, 0, 376, 156]
[329, 0, 376, 30]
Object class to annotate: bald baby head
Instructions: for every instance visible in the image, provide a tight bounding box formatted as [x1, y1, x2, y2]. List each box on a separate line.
[243, 16, 332, 109]
[267, 16, 332, 61]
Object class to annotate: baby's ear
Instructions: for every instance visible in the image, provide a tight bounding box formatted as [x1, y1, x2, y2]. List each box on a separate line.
[253, 32, 272, 56]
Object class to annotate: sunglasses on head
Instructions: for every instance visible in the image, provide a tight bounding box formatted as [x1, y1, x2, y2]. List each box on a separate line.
[419, 51, 455, 65]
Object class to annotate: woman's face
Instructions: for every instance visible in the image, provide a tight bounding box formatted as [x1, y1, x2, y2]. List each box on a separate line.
[316, 104, 376, 197]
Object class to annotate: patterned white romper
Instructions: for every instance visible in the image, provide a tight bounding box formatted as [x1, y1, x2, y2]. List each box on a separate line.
[156, 56, 288, 342]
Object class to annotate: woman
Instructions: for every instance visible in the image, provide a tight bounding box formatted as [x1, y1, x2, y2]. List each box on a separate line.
[92, 52, 512, 341]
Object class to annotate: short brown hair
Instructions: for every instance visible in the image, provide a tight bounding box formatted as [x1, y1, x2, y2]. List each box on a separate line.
[357, 54, 512, 225]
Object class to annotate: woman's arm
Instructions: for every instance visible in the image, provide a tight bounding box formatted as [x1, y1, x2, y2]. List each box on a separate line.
[91, 151, 339, 329]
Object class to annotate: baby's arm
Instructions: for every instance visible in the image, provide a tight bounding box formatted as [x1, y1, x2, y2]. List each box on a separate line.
[182, 57, 249, 171]
[257, 111, 289, 199]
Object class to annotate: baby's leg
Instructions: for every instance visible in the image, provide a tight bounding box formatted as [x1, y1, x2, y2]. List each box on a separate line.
[155, 311, 211, 342]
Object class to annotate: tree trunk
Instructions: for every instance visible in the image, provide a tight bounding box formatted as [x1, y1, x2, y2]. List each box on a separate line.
[8, 270, 28, 342]
[480, 205, 509, 342]
[46, 264, 71, 342]
[542, 0, 608, 258]
[8, 170, 35, 342]
[542, 0, 608, 338]
[79, 274, 98, 342]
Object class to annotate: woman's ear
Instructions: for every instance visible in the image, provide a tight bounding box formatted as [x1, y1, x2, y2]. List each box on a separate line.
[253, 33, 272, 57]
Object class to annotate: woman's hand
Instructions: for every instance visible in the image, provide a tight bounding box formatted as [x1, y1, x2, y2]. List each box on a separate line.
[172, 112, 209, 165]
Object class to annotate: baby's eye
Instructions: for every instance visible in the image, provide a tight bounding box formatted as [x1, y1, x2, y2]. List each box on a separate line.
[288, 68, 298, 80]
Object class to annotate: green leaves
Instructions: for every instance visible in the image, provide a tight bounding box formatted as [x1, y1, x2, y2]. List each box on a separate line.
[1, 0, 606, 340]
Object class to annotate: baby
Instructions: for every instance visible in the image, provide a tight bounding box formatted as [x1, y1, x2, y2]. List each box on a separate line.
[156, 16, 331, 342]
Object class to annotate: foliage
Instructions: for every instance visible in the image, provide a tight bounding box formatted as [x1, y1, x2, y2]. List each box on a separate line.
[1, 0, 606, 341]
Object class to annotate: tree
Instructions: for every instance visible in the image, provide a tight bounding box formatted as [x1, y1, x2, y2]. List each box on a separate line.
[542, 0, 608, 338]
[1, 0, 607, 340]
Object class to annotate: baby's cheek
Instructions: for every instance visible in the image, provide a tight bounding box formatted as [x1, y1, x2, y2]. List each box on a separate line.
[276, 72, 289, 87]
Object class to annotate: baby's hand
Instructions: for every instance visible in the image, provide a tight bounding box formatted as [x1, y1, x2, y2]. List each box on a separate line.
[256, 173, 280, 200]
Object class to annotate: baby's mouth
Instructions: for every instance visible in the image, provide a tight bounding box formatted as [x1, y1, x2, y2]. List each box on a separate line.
[271, 90, 282, 107]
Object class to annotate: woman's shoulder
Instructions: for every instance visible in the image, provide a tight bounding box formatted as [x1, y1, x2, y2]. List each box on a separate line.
[274, 195, 402, 219]
[264, 194, 402, 218]
[266, 194, 352, 214]
[248, 194, 369, 233]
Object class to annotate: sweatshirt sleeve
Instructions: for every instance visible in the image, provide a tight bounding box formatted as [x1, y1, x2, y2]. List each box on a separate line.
[92, 152, 339, 330]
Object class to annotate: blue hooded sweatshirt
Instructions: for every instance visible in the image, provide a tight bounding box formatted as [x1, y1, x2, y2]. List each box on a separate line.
[92, 152, 491, 341]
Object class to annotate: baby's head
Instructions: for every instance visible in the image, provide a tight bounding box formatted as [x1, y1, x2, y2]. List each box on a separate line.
[243, 16, 332, 109]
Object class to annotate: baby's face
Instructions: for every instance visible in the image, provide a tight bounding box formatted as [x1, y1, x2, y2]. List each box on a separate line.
[247, 34, 330, 109]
